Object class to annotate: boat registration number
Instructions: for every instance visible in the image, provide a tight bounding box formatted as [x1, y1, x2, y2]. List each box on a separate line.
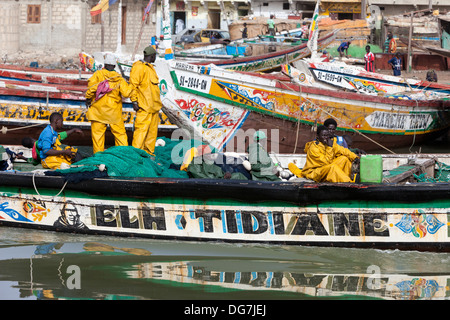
[315, 71, 343, 83]
[179, 75, 209, 91]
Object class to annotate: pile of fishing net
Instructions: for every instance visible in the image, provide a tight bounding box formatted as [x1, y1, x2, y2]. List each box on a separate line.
[414, 162, 450, 183]
[45, 137, 207, 182]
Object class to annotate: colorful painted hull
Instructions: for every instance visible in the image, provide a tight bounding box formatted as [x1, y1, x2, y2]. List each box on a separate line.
[305, 60, 450, 99]
[155, 59, 450, 153]
[191, 31, 338, 72]
[0, 63, 91, 85]
[0, 171, 449, 252]
[0, 79, 175, 146]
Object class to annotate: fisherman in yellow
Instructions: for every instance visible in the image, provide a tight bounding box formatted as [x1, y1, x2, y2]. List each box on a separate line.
[129, 46, 162, 156]
[85, 54, 136, 154]
[288, 126, 359, 183]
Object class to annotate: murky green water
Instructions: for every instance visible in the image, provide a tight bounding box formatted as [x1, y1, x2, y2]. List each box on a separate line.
[0, 226, 448, 302]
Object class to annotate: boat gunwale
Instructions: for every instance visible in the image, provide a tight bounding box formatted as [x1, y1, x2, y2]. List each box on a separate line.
[191, 30, 338, 68]
[2, 170, 450, 204]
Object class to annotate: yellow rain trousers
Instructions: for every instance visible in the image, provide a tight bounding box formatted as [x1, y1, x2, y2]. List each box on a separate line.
[299, 139, 358, 183]
[41, 138, 78, 170]
[129, 60, 163, 155]
[85, 69, 136, 154]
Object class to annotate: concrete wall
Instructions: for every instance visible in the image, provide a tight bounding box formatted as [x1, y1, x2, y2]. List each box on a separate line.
[0, 2, 20, 54]
[17, 0, 85, 55]
[0, 0, 157, 57]
[84, 0, 157, 55]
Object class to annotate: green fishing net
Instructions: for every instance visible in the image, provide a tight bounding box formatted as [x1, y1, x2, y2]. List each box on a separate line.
[55, 137, 209, 179]
[414, 162, 450, 183]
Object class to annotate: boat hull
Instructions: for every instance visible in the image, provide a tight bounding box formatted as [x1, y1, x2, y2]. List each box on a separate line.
[157, 60, 450, 153]
[0, 81, 176, 146]
[191, 31, 338, 72]
[0, 172, 449, 252]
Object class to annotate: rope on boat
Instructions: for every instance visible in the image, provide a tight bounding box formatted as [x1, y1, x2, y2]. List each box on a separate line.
[276, 79, 398, 154]
[408, 100, 419, 153]
[293, 84, 302, 153]
[0, 110, 86, 134]
[32, 171, 68, 200]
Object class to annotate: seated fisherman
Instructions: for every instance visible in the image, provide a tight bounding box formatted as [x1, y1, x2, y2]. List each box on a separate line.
[288, 125, 359, 183]
[37, 112, 84, 169]
[324, 118, 348, 148]
[247, 130, 280, 181]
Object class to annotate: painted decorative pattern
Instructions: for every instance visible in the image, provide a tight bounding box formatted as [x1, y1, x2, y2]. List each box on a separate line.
[1, 190, 449, 246]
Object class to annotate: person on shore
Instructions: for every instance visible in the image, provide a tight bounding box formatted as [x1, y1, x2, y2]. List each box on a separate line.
[85, 53, 136, 154]
[426, 69, 438, 82]
[364, 45, 375, 72]
[247, 130, 280, 181]
[37, 112, 84, 169]
[267, 15, 276, 41]
[129, 46, 163, 156]
[300, 21, 309, 39]
[388, 52, 402, 76]
[241, 23, 248, 39]
[289, 126, 359, 183]
[337, 41, 351, 58]
[384, 32, 397, 54]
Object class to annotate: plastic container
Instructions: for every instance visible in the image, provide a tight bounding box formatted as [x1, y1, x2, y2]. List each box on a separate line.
[360, 155, 383, 183]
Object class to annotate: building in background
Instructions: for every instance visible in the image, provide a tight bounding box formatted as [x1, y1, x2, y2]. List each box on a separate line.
[0, 0, 449, 58]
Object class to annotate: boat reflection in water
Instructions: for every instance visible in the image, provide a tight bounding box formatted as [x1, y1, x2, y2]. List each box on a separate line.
[0, 227, 448, 300]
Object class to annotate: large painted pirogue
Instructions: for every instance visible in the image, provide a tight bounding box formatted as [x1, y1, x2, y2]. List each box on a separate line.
[155, 58, 450, 153]
[0, 151, 449, 252]
[1, 0, 450, 253]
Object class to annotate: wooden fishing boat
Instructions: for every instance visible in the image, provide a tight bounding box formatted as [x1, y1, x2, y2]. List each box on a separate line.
[149, 0, 450, 154]
[301, 59, 450, 99]
[116, 30, 337, 75]
[155, 58, 450, 153]
[0, 78, 175, 146]
[0, 150, 449, 252]
[190, 30, 338, 72]
[0, 63, 91, 85]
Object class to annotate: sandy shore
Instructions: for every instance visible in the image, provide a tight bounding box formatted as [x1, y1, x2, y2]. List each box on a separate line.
[0, 51, 81, 70]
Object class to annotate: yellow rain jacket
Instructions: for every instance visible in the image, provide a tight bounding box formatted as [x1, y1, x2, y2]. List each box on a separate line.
[301, 139, 358, 183]
[129, 60, 162, 113]
[85, 69, 136, 125]
[129, 60, 163, 155]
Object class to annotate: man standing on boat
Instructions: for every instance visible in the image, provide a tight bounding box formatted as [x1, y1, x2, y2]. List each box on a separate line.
[364, 45, 375, 72]
[288, 126, 358, 183]
[85, 54, 136, 154]
[129, 46, 162, 156]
